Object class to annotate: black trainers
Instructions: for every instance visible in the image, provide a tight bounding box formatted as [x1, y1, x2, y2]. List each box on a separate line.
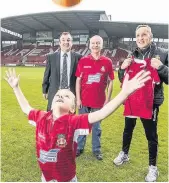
[93, 152, 103, 160]
[76, 149, 83, 157]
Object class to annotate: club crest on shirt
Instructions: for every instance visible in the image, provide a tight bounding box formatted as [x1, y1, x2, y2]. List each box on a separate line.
[56, 134, 67, 148]
[100, 66, 105, 72]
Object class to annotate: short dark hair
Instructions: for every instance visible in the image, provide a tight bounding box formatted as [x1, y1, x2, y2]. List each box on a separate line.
[59, 32, 72, 41]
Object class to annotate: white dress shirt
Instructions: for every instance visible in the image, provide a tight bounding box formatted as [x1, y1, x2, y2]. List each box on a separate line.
[60, 51, 71, 88]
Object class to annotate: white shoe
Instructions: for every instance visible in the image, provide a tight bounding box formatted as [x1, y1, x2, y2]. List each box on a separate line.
[145, 165, 159, 182]
[113, 151, 129, 165]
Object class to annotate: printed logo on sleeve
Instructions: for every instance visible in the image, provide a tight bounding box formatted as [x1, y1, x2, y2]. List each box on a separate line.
[38, 133, 46, 141]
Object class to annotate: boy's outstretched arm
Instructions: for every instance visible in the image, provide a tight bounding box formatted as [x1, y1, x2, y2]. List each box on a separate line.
[4, 68, 33, 115]
[88, 70, 151, 124]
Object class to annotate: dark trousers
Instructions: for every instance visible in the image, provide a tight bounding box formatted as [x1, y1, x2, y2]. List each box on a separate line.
[122, 105, 159, 166]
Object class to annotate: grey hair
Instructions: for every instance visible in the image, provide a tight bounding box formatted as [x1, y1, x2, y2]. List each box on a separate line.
[135, 24, 153, 38]
[89, 35, 103, 48]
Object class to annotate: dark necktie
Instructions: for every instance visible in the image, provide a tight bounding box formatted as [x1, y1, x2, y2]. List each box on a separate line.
[60, 53, 68, 89]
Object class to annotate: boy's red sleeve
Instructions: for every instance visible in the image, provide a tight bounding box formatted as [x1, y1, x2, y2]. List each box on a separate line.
[28, 109, 47, 127]
[71, 114, 92, 135]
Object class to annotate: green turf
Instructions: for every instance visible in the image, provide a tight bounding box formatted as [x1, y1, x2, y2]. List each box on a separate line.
[1, 67, 168, 182]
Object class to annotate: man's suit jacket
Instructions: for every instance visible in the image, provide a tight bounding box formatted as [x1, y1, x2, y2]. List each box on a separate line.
[42, 51, 82, 111]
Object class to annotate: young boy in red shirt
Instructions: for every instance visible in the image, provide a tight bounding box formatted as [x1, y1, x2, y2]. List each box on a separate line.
[4, 68, 150, 182]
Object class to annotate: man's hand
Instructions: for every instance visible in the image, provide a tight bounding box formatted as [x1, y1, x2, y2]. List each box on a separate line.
[43, 93, 48, 100]
[76, 99, 82, 109]
[121, 58, 132, 69]
[122, 70, 151, 96]
[151, 58, 163, 70]
[4, 68, 20, 89]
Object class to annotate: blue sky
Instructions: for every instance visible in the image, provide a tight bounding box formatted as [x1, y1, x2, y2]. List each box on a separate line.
[0, 0, 168, 23]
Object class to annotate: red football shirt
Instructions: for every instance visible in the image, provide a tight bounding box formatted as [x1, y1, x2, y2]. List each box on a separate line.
[76, 55, 114, 108]
[122, 58, 160, 119]
[28, 110, 91, 182]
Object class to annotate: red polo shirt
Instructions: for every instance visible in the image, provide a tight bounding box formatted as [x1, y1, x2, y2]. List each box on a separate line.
[28, 110, 91, 182]
[76, 55, 114, 108]
[123, 58, 160, 119]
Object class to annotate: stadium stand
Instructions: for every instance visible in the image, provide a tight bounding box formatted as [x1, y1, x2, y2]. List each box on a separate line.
[1, 44, 129, 69]
[1, 11, 168, 68]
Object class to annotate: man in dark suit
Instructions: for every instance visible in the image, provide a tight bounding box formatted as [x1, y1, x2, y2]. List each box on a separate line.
[42, 32, 82, 111]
